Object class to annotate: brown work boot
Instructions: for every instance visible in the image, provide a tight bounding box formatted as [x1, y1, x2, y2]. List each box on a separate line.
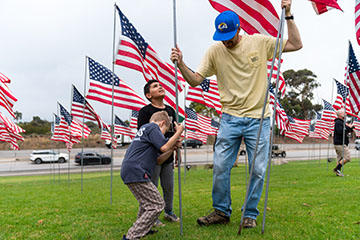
[242, 217, 257, 229]
[197, 209, 230, 226]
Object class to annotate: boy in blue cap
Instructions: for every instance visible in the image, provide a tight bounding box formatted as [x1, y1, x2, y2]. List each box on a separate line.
[121, 111, 184, 239]
[171, 0, 302, 229]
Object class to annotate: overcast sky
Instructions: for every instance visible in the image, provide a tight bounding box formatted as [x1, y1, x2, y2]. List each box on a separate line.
[0, 0, 357, 123]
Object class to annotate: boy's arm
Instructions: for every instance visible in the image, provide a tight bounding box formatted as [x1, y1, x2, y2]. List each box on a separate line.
[157, 147, 176, 165]
[160, 122, 184, 153]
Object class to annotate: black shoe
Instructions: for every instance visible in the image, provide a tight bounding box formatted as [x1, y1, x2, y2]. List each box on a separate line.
[146, 229, 158, 236]
[122, 235, 129, 240]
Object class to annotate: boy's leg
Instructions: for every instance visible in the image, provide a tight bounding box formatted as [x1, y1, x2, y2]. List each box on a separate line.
[126, 182, 165, 239]
[159, 162, 178, 221]
[151, 165, 161, 187]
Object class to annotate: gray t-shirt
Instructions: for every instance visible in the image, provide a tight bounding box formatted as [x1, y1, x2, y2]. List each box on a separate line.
[121, 123, 167, 184]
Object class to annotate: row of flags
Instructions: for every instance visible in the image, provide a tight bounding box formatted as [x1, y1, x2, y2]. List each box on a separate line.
[3, 0, 360, 150]
[0, 72, 25, 150]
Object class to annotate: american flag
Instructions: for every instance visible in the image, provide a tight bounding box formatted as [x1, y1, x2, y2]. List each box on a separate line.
[333, 79, 349, 111]
[0, 111, 25, 134]
[130, 110, 139, 129]
[281, 128, 306, 143]
[208, 0, 279, 37]
[186, 78, 222, 115]
[185, 107, 217, 135]
[287, 115, 310, 136]
[71, 85, 103, 129]
[314, 111, 332, 130]
[321, 99, 336, 122]
[0, 72, 11, 83]
[354, 117, 360, 136]
[115, 6, 185, 117]
[314, 127, 331, 140]
[114, 115, 136, 138]
[58, 103, 91, 147]
[310, 0, 342, 15]
[185, 130, 208, 144]
[0, 122, 23, 150]
[267, 59, 286, 97]
[347, 41, 360, 115]
[86, 57, 147, 111]
[0, 113, 24, 150]
[51, 115, 71, 144]
[100, 125, 117, 149]
[356, 0, 360, 46]
[269, 84, 289, 131]
[0, 80, 17, 118]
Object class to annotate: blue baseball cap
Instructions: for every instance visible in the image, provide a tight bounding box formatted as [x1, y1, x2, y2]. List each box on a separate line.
[213, 10, 240, 41]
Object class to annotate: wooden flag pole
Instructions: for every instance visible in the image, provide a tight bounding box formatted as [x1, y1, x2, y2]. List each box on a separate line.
[260, 8, 286, 235]
[173, 0, 183, 235]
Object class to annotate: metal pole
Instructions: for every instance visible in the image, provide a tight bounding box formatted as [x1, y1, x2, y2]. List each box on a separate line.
[80, 58, 88, 193]
[327, 79, 335, 170]
[318, 139, 321, 167]
[68, 87, 75, 184]
[109, 4, 117, 205]
[183, 86, 187, 182]
[341, 105, 346, 176]
[173, 0, 183, 235]
[260, 8, 286, 234]
[57, 103, 61, 184]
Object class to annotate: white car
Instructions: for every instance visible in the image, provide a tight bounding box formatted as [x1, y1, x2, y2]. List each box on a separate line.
[30, 150, 68, 164]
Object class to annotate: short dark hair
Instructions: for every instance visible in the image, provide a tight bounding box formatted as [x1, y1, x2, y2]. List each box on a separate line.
[149, 111, 170, 128]
[143, 79, 159, 101]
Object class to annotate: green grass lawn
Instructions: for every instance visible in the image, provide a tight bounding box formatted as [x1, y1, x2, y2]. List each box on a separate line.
[1, 159, 360, 239]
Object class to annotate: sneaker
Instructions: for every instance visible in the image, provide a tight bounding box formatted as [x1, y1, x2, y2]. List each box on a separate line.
[122, 235, 129, 240]
[197, 209, 230, 226]
[242, 218, 257, 229]
[333, 169, 344, 177]
[164, 212, 180, 222]
[153, 219, 165, 227]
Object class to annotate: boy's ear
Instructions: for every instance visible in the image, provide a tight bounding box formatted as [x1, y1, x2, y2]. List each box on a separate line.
[145, 92, 152, 100]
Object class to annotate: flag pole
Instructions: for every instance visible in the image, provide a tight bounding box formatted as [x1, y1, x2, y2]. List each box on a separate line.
[68, 87, 75, 184]
[173, 0, 183, 235]
[57, 103, 61, 184]
[260, 7, 286, 235]
[109, 3, 119, 205]
[183, 86, 187, 182]
[341, 102, 346, 176]
[327, 79, 335, 170]
[238, 7, 285, 235]
[80, 57, 88, 193]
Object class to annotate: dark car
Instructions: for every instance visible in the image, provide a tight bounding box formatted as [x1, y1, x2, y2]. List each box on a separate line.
[271, 145, 286, 158]
[74, 152, 112, 165]
[182, 139, 203, 148]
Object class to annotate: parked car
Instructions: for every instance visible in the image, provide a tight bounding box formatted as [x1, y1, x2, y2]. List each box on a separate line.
[182, 139, 203, 148]
[271, 145, 286, 158]
[30, 150, 68, 164]
[74, 152, 111, 165]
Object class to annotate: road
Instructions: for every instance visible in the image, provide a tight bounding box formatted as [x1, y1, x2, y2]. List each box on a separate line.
[1, 144, 359, 176]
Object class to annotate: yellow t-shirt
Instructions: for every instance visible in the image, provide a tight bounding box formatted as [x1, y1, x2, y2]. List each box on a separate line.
[196, 34, 287, 118]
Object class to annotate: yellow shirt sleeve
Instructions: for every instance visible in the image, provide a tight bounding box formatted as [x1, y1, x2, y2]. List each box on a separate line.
[196, 45, 217, 78]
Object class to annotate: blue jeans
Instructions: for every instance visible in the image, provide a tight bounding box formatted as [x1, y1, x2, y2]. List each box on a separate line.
[212, 113, 270, 220]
